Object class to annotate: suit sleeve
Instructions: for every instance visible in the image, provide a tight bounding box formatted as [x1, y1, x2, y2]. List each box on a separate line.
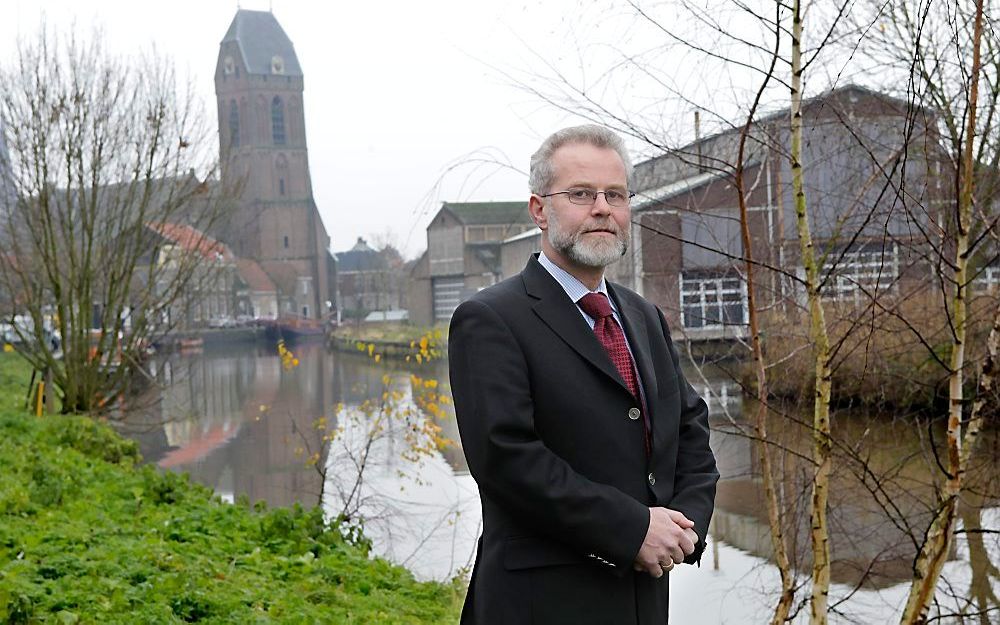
[449, 298, 650, 571]
[657, 306, 719, 564]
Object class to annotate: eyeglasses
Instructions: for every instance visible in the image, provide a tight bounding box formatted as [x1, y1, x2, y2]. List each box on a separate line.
[540, 188, 635, 207]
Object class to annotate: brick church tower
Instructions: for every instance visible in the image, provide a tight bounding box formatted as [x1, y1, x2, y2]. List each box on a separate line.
[215, 10, 330, 320]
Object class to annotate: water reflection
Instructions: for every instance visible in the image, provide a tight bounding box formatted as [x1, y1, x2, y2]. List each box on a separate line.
[124, 343, 332, 507]
[119, 342, 478, 581]
[703, 393, 1000, 622]
[117, 344, 1000, 622]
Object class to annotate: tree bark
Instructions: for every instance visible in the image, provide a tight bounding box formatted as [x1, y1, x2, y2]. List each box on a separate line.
[899, 1, 985, 623]
[790, 2, 833, 622]
[735, 5, 795, 620]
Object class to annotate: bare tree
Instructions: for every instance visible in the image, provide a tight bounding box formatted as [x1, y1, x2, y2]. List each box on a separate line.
[894, 1, 989, 621]
[494, 0, 995, 622]
[0, 25, 235, 413]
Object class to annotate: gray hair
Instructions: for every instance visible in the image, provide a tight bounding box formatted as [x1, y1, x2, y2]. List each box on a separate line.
[528, 124, 633, 195]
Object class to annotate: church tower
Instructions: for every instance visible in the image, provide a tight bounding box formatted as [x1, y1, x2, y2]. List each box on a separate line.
[215, 10, 330, 320]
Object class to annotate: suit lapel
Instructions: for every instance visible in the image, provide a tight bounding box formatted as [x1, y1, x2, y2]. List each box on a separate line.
[522, 256, 630, 394]
[608, 283, 659, 403]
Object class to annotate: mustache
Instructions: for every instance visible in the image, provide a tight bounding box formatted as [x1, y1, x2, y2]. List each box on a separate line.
[580, 221, 622, 235]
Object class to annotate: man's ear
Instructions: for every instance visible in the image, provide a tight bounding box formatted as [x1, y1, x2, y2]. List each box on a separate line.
[528, 195, 548, 230]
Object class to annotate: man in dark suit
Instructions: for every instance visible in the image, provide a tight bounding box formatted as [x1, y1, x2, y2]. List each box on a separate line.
[449, 125, 718, 624]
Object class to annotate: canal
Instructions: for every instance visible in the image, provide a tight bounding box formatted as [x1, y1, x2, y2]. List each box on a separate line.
[117, 341, 1000, 623]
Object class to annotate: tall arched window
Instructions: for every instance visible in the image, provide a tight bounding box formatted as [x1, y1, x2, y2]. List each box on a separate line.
[228, 100, 240, 148]
[271, 96, 286, 145]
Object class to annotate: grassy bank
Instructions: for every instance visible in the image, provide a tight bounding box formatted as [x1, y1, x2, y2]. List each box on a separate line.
[0, 354, 463, 624]
[330, 323, 447, 346]
[329, 324, 447, 362]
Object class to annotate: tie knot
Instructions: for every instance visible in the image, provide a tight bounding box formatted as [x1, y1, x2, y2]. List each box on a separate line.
[578, 292, 613, 320]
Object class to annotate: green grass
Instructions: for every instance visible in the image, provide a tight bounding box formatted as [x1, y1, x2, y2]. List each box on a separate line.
[0, 353, 463, 624]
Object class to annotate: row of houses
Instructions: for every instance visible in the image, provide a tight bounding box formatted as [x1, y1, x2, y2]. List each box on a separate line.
[139, 223, 409, 330]
[405, 85, 997, 336]
[6, 80, 990, 337]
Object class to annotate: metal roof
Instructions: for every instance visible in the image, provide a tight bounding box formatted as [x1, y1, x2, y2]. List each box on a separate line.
[632, 168, 736, 211]
[502, 226, 541, 244]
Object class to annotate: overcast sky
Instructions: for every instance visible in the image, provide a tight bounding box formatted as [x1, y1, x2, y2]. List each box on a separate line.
[0, 0, 623, 257]
[1, 1, 836, 258]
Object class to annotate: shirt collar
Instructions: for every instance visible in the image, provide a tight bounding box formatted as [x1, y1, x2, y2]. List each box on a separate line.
[537, 251, 616, 311]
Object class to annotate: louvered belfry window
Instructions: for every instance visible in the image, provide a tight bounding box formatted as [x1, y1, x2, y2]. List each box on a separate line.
[271, 96, 286, 145]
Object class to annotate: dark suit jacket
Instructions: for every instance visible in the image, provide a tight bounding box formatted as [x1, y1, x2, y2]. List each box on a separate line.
[449, 255, 719, 625]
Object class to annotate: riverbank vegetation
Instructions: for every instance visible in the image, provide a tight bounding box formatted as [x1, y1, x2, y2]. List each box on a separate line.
[0, 353, 463, 623]
[329, 324, 447, 363]
[759, 295, 1000, 413]
[331, 322, 448, 346]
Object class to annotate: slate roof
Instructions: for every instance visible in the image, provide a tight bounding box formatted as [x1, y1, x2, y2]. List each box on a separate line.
[441, 201, 531, 226]
[222, 10, 303, 77]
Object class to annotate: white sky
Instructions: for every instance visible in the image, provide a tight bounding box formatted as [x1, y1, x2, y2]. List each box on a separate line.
[1, 0, 851, 258]
[0, 0, 605, 258]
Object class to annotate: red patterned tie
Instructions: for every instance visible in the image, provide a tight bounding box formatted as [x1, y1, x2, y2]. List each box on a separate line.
[577, 292, 650, 455]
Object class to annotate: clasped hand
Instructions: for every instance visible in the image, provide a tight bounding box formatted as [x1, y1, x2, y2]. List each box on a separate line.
[633, 507, 698, 578]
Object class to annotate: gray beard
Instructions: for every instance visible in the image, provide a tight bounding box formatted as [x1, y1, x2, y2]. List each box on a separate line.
[548, 212, 629, 269]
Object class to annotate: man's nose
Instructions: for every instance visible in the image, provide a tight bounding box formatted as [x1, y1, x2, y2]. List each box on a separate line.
[591, 193, 613, 215]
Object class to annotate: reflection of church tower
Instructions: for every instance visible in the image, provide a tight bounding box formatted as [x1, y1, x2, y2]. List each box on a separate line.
[215, 10, 330, 319]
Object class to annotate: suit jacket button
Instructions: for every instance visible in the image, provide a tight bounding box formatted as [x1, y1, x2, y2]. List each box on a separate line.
[628, 407, 641, 420]
[648, 473, 656, 486]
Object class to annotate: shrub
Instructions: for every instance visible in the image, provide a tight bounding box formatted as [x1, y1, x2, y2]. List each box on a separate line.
[759, 291, 999, 411]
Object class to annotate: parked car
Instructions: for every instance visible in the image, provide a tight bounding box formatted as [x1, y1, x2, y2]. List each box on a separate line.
[208, 316, 238, 329]
[0, 322, 18, 344]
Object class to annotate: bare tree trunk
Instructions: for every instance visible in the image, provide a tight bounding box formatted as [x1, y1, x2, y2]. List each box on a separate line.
[735, 5, 794, 620]
[790, 1, 833, 622]
[899, 2, 985, 622]
[0, 28, 231, 413]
